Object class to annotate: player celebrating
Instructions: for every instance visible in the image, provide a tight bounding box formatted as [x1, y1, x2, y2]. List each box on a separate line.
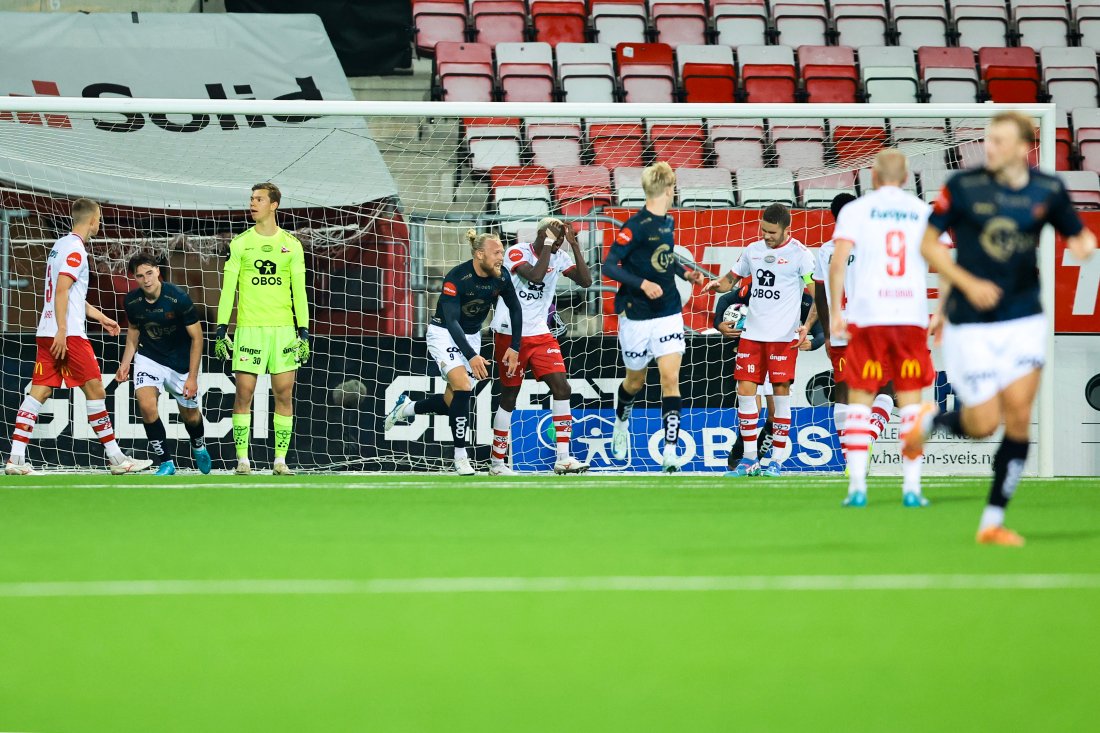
[386, 230, 522, 475]
[705, 203, 814, 477]
[215, 183, 310, 476]
[908, 111, 1097, 545]
[5, 198, 152, 475]
[487, 218, 593, 475]
[115, 253, 211, 476]
[830, 149, 935, 507]
[603, 162, 706, 472]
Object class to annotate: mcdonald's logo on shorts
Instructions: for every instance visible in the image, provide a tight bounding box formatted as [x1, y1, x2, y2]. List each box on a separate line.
[861, 360, 883, 381]
[837, 356, 846, 372]
[34, 362, 43, 375]
[901, 359, 922, 380]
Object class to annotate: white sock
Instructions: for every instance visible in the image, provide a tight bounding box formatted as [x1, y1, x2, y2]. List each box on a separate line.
[845, 404, 873, 495]
[899, 404, 923, 494]
[491, 408, 512, 465]
[274, 457, 286, 466]
[552, 399, 572, 459]
[9, 395, 44, 462]
[87, 399, 125, 463]
[400, 400, 417, 418]
[454, 447, 468, 461]
[980, 505, 1006, 531]
[770, 394, 792, 464]
[870, 393, 895, 441]
[833, 402, 848, 460]
[737, 393, 760, 460]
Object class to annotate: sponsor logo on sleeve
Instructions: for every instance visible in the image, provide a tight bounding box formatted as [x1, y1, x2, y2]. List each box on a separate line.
[442, 282, 458, 296]
[66, 251, 82, 268]
[932, 186, 951, 216]
[508, 248, 525, 263]
[616, 227, 633, 245]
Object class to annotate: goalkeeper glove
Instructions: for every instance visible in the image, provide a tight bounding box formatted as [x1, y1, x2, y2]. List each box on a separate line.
[295, 327, 310, 365]
[214, 325, 233, 362]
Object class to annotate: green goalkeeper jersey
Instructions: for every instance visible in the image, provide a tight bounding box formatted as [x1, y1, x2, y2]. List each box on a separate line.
[217, 227, 310, 329]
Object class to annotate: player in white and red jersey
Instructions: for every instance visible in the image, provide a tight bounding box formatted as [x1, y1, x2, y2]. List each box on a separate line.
[5, 198, 152, 475]
[705, 203, 815, 477]
[487, 218, 594, 475]
[829, 150, 935, 507]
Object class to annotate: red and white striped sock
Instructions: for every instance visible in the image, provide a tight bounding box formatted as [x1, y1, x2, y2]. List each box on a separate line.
[87, 399, 124, 463]
[490, 407, 511, 465]
[833, 402, 849, 462]
[899, 404, 924, 494]
[869, 393, 894, 442]
[737, 394, 760, 460]
[845, 404, 874, 494]
[552, 399, 572, 460]
[771, 395, 792, 463]
[9, 395, 43, 463]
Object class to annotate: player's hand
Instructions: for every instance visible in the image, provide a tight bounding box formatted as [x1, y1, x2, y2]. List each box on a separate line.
[214, 325, 233, 361]
[469, 354, 490, 381]
[640, 279, 663, 299]
[183, 375, 199, 400]
[100, 317, 121, 337]
[831, 316, 850, 342]
[295, 328, 310, 365]
[115, 362, 130, 382]
[685, 269, 707, 286]
[929, 311, 946, 347]
[502, 347, 520, 378]
[50, 330, 67, 360]
[796, 324, 810, 349]
[702, 277, 730, 294]
[717, 321, 742, 339]
[962, 277, 1003, 311]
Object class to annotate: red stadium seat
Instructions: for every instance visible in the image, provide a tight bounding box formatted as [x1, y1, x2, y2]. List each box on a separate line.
[1060, 171, 1100, 208]
[978, 47, 1040, 104]
[918, 46, 980, 103]
[616, 42, 677, 103]
[413, 1, 468, 56]
[552, 165, 613, 217]
[710, 120, 767, 169]
[496, 43, 556, 102]
[589, 121, 646, 169]
[435, 42, 495, 101]
[464, 117, 523, 171]
[652, 2, 709, 48]
[648, 121, 706, 168]
[799, 46, 859, 104]
[531, 2, 587, 46]
[832, 122, 887, 162]
[678, 45, 737, 103]
[471, 1, 527, 46]
[528, 120, 583, 168]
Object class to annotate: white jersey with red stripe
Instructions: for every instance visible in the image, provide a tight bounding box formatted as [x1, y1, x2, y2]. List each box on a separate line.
[731, 237, 815, 343]
[491, 241, 576, 337]
[812, 239, 855, 347]
[37, 233, 91, 338]
[832, 186, 931, 328]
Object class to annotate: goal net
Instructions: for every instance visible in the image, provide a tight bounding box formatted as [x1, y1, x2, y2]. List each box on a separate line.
[0, 98, 1057, 475]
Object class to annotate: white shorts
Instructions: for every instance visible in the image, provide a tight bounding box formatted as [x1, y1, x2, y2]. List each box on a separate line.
[133, 353, 200, 409]
[426, 324, 482, 381]
[618, 313, 686, 371]
[943, 313, 1046, 407]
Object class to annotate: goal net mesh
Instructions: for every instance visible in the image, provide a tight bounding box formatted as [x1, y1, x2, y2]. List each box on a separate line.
[0, 102, 1039, 473]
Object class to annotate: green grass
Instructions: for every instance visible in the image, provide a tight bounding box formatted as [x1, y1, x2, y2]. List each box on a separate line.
[1, 473, 1098, 733]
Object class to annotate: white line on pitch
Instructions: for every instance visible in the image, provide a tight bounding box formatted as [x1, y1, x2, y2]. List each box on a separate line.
[1, 574, 1099, 599]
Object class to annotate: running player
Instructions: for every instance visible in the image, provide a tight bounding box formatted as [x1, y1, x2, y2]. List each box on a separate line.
[829, 149, 936, 507]
[215, 183, 310, 476]
[603, 162, 707, 472]
[5, 198, 152, 475]
[115, 253, 212, 476]
[487, 218, 593, 475]
[386, 230, 522, 475]
[908, 111, 1097, 545]
[705, 203, 814, 477]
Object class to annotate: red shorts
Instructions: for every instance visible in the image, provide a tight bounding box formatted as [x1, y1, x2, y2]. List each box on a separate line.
[846, 325, 934, 393]
[32, 336, 102, 388]
[735, 338, 798, 385]
[826, 343, 849, 384]
[494, 332, 567, 387]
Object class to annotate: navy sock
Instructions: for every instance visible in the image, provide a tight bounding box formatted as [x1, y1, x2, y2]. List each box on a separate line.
[989, 437, 1029, 508]
[661, 395, 682, 445]
[415, 393, 449, 416]
[144, 418, 168, 462]
[616, 383, 638, 421]
[449, 390, 473, 450]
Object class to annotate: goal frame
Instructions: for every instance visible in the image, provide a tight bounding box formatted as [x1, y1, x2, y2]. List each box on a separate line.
[0, 98, 1059, 476]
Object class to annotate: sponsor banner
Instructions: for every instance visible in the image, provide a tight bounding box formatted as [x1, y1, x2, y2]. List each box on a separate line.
[0, 12, 396, 209]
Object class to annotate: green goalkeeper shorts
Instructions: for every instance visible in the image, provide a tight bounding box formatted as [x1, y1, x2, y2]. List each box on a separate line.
[233, 326, 300, 375]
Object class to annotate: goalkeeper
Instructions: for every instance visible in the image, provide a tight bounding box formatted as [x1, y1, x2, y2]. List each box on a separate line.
[215, 182, 310, 476]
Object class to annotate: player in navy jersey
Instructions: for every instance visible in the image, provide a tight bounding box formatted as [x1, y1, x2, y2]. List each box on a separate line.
[115, 253, 211, 475]
[603, 162, 706, 471]
[386, 230, 522, 475]
[910, 111, 1097, 545]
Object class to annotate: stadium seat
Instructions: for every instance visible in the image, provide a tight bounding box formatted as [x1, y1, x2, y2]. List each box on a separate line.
[1056, 124, 1074, 171]
[616, 43, 677, 103]
[592, 0, 649, 47]
[774, 0, 831, 48]
[918, 167, 951, 203]
[893, 123, 950, 177]
[1012, 0, 1072, 49]
[858, 167, 918, 196]
[491, 165, 553, 234]
[709, 119, 767, 169]
[773, 121, 827, 170]
[557, 43, 617, 102]
[465, 117, 523, 171]
[531, 2, 587, 46]
[799, 46, 860, 104]
[736, 167, 797, 206]
[953, 0, 1011, 49]
[678, 45, 737, 102]
[799, 171, 858, 208]
[1078, 4, 1100, 49]
[588, 120, 647, 168]
[552, 165, 613, 217]
[832, 1, 890, 48]
[528, 119, 584, 168]
[1042, 47, 1100, 117]
[1060, 170, 1100, 207]
[653, 1, 709, 47]
[413, 1, 469, 56]
[496, 43, 556, 102]
[918, 46, 980, 103]
[712, 0, 769, 47]
[1074, 107, 1100, 174]
[832, 119, 887, 162]
[613, 167, 647, 206]
[435, 42, 495, 102]
[860, 46, 920, 103]
[979, 47, 1041, 103]
[647, 120, 706, 168]
[739, 45, 798, 103]
[893, 0, 951, 48]
[677, 167, 736, 208]
[470, 1, 527, 47]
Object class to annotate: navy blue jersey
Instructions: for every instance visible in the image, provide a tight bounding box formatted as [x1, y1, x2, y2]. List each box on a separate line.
[124, 282, 200, 374]
[431, 260, 522, 358]
[927, 168, 1083, 324]
[603, 207, 686, 320]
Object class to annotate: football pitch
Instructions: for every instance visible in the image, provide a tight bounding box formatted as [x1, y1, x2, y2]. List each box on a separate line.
[1, 473, 1098, 733]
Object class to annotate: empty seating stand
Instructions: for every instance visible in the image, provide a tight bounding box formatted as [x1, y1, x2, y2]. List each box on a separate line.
[710, 119, 767, 169]
[1060, 170, 1100, 207]
[1011, 0, 1072, 49]
[893, 0, 950, 48]
[552, 165, 614, 217]
[677, 167, 736, 207]
[653, 0, 709, 47]
[774, 0, 830, 48]
[465, 117, 522, 171]
[527, 119, 584, 168]
[860, 46, 920, 103]
[592, 0, 648, 47]
[1074, 107, 1100, 174]
[647, 119, 707, 167]
[919, 46, 980, 103]
[1042, 46, 1100, 116]
[953, 0, 1011, 49]
[491, 166, 552, 234]
[414, 1, 468, 56]
[799, 45, 860, 103]
[832, 1, 890, 47]
[614, 167, 647, 206]
[557, 43, 617, 102]
[712, 0, 769, 47]
[435, 42, 495, 101]
[588, 120, 647, 168]
[471, 0, 527, 46]
[737, 168, 798, 206]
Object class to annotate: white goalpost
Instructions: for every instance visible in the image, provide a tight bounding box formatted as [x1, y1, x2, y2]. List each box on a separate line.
[0, 97, 1058, 476]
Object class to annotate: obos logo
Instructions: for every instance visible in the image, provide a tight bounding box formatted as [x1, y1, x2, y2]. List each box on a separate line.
[536, 413, 630, 471]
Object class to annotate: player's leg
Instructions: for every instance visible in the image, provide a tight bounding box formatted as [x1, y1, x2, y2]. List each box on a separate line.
[869, 385, 895, 445]
[842, 326, 886, 505]
[764, 380, 792, 477]
[158, 359, 211, 475]
[543, 372, 587, 474]
[6, 366, 52, 474]
[613, 316, 650, 460]
[893, 328, 937, 507]
[134, 385, 174, 475]
[895, 389, 927, 506]
[388, 325, 465, 429]
[655, 352, 683, 471]
[232, 372, 258, 474]
[729, 339, 765, 476]
[828, 346, 850, 464]
[489, 332, 526, 475]
[443, 365, 476, 475]
[270, 369, 297, 475]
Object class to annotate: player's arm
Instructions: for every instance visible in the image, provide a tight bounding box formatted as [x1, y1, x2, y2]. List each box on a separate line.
[500, 277, 522, 378]
[290, 241, 311, 364]
[515, 223, 555, 284]
[85, 302, 120, 336]
[49, 274, 74, 359]
[183, 322, 203, 399]
[214, 239, 241, 359]
[603, 223, 661, 299]
[115, 321, 140, 382]
[562, 224, 593, 288]
[919, 225, 1001, 311]
[1046, 178, 1098, 260]
[704, 251, 751, 294]
[828, 238, 854, 341]
[713, 291, 741, 339]
[814, 280, 831, 345]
